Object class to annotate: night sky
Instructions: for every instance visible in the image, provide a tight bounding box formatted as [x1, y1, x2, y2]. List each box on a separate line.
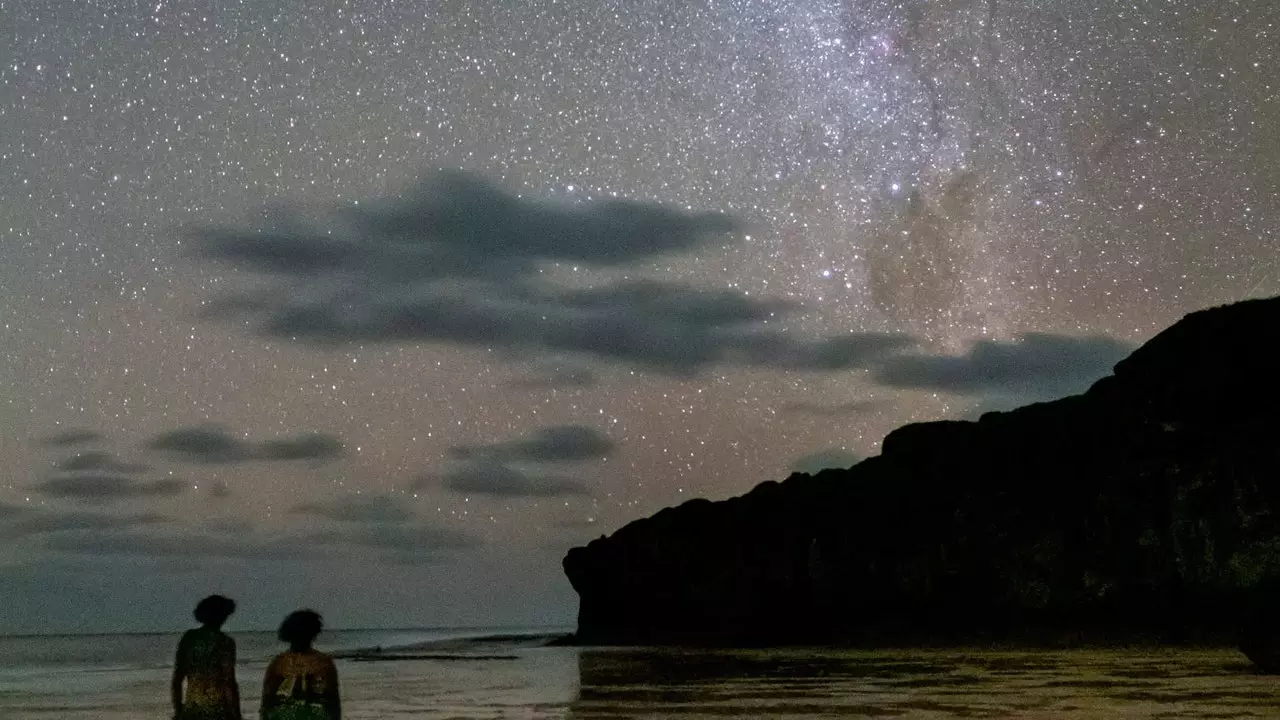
[2, 0, 1276, 633]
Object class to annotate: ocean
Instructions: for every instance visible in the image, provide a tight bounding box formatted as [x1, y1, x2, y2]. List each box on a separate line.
[0, 628, 1275, 718]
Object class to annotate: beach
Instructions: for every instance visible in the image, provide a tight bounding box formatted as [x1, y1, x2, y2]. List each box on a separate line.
[0, 630, 1275, 718]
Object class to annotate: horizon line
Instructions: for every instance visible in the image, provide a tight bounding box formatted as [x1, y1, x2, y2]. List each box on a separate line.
[0, 623, 574, 640]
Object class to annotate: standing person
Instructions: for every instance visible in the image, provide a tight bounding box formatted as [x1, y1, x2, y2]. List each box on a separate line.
[260, 609, 341, 720]
[172, 594, 243, 720]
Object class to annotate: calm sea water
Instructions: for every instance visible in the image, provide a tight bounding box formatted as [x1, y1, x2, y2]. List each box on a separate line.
[0, 629, 1275, 718]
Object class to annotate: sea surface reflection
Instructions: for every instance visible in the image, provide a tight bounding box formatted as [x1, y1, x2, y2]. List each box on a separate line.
[1, 631, 1276, 718]
[566, 647, 1277, 718]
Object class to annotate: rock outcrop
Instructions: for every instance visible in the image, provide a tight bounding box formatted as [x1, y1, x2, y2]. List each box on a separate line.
[563, 297, 1280, 661]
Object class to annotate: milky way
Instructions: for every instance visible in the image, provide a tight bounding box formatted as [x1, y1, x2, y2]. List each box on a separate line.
[1, 0, 1277, 631]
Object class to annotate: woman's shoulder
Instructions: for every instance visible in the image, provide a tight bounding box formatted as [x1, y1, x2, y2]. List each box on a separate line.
[298, 649, 336, 667]
[177, 627, 204, 646]
[185, 627, 235, 647]
[271, 649, 327, 663]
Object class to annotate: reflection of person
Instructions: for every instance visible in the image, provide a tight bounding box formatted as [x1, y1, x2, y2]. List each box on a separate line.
[172, 594, 243, 720]
[260, 610, 341, 720]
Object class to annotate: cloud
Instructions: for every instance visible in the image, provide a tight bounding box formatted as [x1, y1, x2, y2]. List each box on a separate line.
[147, 427, 249, 463]
[778, 400, 881, 417]
[292, 495, 415, 525]
[791, 449, 863, 475]
[437, 462, 591, 498]
[146, 426, 345, 464]
[291, 493, 481, 565]
[4, 510, 168, 537]
[189, 170, 912, 374]
[43, 530, 306, 559]
[55, 451, 149, 474]
[349, 171, 742, 264]
[873, 333, 1134, 401]
[34, 475, 187, 501]
[451, 425, 614, 464]
[206, 518, 254, 535]
[40, 429, 103, 447]
[256, 433, 345, 461]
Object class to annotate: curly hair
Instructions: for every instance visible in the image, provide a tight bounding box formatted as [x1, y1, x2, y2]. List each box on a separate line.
[278, 609, 324, 647]
[193, 595, 236, 626]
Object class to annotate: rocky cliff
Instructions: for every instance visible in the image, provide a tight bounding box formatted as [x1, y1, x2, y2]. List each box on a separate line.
[563, 297, 1280, 661]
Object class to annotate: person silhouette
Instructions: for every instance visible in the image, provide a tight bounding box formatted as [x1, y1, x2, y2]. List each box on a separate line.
[260, 609, 341, 720]
[171, 594, 242, 720]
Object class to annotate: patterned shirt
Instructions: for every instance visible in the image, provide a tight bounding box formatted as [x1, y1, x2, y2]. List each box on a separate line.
[261, 650, 340, 720]
[174, 627, 240, 720]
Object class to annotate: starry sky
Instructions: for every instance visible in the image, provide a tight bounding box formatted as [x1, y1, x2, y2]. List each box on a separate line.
[1, 0, 1277, 634]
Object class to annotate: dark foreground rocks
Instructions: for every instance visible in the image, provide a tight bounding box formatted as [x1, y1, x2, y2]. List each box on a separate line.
[564, 297, 1280, 670]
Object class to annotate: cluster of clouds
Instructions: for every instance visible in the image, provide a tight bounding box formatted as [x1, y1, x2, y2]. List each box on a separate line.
[873, 333, 1134, 401]
[2, 495, 473, 567]
[423, 424, 614, 499]
[9, 422, 617, 565]
[30, 426, 347, 504]
[191, 170, 912, 376]
[10, 425, 361, 564]
[193, 170, 1134, 396]
[11, 172, 1141, 568]
[291, 495, 479, 564]
[2, 493, 477, 568]
[146, 426, 345, 464]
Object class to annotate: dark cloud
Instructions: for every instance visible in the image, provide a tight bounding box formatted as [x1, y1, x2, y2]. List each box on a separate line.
[55, 451, 149, 474]
[147, 426, 249, 463]
[438, 462, 591, 498]
[292, 495, 415, 525]
[44, 529, 305, 559]
[146, 426, 345, 464]
[292, 493, 481, 565]
[873, 333, 1135, 401]
[41, 523, 469, 568]
[190, 170, 912, 374]
[39, 429, 103, 447]
[205, 518, 254, 535]
[791, 449, 864, 475]
[256, 433, 345, 461]
[5, 510, 168, 536]
[451, 425, 614, 464]
[779, 400, 882, 417]
[348, 170, 742, 265]
[35, 475, 186, 501]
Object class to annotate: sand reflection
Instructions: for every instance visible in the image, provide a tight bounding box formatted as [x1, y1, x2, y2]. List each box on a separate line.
[567, 647, 1276, 718]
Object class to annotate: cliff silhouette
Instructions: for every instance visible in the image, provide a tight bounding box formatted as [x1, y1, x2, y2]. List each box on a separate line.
[563, 297, 1280, 667]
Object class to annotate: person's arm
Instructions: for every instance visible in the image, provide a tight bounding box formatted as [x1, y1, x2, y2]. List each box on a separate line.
[171, 633, 189, 719]
[325, 657, 341, 720]
[225, 638, 243, 720]
[259, 657, 280, 720]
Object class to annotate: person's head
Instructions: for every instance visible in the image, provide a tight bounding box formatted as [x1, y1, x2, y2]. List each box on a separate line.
[278, 609, 324, 650]
[193, 595, 236, 629]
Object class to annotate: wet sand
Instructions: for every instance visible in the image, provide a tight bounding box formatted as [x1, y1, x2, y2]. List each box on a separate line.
[2, 642, 1276, 718]
[563, 647, 1277, 719]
